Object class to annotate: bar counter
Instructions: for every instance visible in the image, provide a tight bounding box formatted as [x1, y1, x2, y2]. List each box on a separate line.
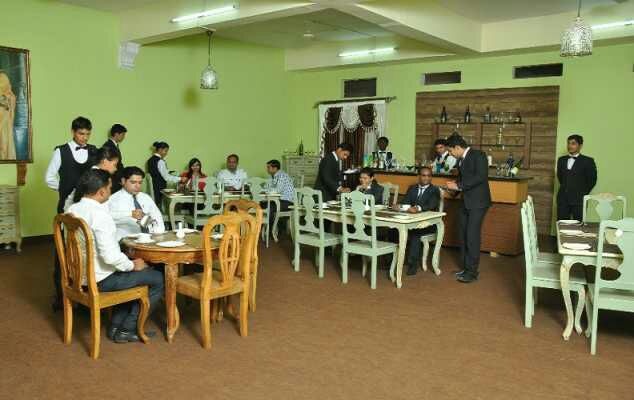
[373, 170, 531, 255]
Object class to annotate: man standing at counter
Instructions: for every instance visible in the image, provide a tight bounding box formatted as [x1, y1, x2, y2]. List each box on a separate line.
[445, 135, 491, 283]
[556, 134, 597, 221]
[372, 137, 393, 169]
[431, 138, 457, 174]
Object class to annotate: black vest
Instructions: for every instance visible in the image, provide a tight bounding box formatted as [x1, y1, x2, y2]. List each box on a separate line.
[147, 155, 165, 203]
[56, 143, 96, 213]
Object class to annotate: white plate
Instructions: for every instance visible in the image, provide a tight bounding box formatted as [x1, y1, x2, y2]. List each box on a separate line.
[562, 242, 591, 250]
[320, 204, 330, 209]
[134, 239, 155, 244]
[559, 219, 580, 224]
[393, 214, 411, 219]
[211, 233, 223, 240]
[163, 189, 176, 193]
[327, 200, 339, 205]
[560, 229, 584, 235]
[157, 241, 185, 248]
[374, 205, 387, 210]
[173, 228, 197, 234]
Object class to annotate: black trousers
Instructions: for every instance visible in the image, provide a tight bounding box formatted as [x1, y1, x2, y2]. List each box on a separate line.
[406, 226, 436, 267]
[261, 200, 292, 226]
[97, 268, 164, 331]
[557, 201, 583, 221]
[459, 206, 489, 277]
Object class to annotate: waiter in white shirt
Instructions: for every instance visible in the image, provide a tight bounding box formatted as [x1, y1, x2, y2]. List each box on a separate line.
[45, 116, 98, 311]
[68, 169, 163, 343]
[372, 136, 393, 169]
[217, 154, 248, 191]
[431, 138, 457, 174]
[109, 166, 166, 241]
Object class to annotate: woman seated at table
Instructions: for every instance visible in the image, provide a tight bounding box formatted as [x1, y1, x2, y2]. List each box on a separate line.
[180, 158, 207, 192]
[146, 141, 184, 204]
[357, 167, 384, 205]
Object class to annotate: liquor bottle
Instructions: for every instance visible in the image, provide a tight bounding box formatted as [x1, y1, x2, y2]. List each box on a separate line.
[298, 140, 304, 156]
[464, 105, 471, 123]
[484, 106, 491, 123]
[506, 152, 515, 176]
[515, 111, 522, 123]
[440, 106, 447, 123]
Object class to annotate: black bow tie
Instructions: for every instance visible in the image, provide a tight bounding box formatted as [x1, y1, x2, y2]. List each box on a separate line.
[568, 155, 578, 159]
[75, 146, 87, 151]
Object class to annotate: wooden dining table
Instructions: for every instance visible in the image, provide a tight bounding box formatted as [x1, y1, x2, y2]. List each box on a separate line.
[121, 231, 218, 343]
[293, 203, 445, 288]
[556, 221, 623, 340]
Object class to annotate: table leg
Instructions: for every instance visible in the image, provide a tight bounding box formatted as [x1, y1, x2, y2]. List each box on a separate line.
[390, 226, 408, 289]
[560, 257, 574, 341]
[431, 221, 444, 275]
[164, 262, 180, 343]
[168, 198, 177, 229]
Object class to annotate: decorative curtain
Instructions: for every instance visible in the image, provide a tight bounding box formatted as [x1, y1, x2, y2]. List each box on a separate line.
[318, 99, 388, 168]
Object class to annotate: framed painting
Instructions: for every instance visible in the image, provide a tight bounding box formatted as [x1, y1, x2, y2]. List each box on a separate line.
[0, 45, 32, 163]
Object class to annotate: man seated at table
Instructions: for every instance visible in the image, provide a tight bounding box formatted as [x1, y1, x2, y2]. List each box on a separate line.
[109, 166, 166, 241]
[217, 154, 247, 191]
[398, 166, 441, 276]
[357, 167, 384, 205]
[264, 159, 295, 225]
[68, 169, 164, 343]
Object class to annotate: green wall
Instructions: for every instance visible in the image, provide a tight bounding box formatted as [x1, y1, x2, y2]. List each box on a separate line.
[288, 44, 634, 220]
[0, 0, 291, 237]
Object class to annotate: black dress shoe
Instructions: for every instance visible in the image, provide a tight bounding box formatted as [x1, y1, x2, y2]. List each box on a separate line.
[457, 274, 478, 283]
[406, 265, 418, 276]
[106, 326, 119, 341]
[454, 269, 466, 276]
[114, 329, 157, 343]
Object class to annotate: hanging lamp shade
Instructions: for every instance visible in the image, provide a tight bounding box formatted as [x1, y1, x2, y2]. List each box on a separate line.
[200, 31, 218, 89]
[560, 0, 593, 57]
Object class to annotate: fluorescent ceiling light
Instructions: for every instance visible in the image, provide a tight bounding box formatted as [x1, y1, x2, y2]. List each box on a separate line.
[171, 4, 237, 23]
[592, 20, 634, 30]
[338, 47, 396, 58]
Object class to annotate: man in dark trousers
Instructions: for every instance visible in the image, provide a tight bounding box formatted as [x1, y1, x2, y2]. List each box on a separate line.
[45, 116, 98, 310]
[446, 134, 491, 283]
[399, 166, 441, 275]
[556, 134, 597, 221]
[102, 123, 127, 192]
[314, 142, 353, 202]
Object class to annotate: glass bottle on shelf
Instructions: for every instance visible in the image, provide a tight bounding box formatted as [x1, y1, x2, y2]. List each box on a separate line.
[440, 106, 448, 123]
[298, 140, 304, 156]
[484, 106, 491, 123]
[515, 110, 522, 123]
[464, 105, 471, 123]
[506, 152, 515, 176]
[510, 157, 523, 177]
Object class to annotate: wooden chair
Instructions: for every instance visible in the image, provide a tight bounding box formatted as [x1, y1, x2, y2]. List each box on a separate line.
[176, 213, 254, 349]
[185, 177, 224, 228]
[585, 218, 634, 355]
[526, 195, 562, 265]
[381, 182, 400, 207]
[292, 187, 342, 278]
[53, 214, 150, 359]
[583, 193, 627, 223]
[419, 188, 445, 275]
[247, 177, 275, 248]
[341, 190, 397, 289]
[224, 199, 263, 312]
[520, 204, 586, 328]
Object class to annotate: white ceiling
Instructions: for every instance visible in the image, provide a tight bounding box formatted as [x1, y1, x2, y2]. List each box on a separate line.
[61, 0, 162, 12]
[438, 0, 626, 23]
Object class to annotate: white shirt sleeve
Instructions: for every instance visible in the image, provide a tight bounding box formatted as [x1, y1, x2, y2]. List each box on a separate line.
[93, 212, 133, 272]
[63, 190, 75, 213]
[45, 148, 61, 191]
[158, 159, 181, 183]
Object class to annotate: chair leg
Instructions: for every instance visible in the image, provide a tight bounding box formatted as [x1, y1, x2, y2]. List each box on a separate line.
[62, 295, 73, 344]
[211, 299, 218, 324]
[240, 291, 249, 337]
[574, 287, 585, 336]
[370, 257, 377, 290]
[293, 242, 301, 272]
[584, 293, 592, 338]
[90, 305, 101, 359]
[317, 247, 325, 278]
[421, 240, 429, 272]
[388, 251, 397, 279]
[361, 256, 367, 277]
[341, 251, 349, 284]
[265, 223, 270, 248]
[590, 303, 599, 355]
[200, 299, 212, 349]
[137, 294, 150, 343]
[524, 284, 533, 328]
[249, 269, 257, 312]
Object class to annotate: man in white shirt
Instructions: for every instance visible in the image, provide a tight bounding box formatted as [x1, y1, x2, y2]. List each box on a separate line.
[431, 138, 457, 173]
[68, 169, 164, 343]
[217, 154, 247, 191]
[109, 166, 166, 241]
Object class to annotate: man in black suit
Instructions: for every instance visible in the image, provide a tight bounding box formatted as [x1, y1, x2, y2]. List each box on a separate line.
[314, 142, 353, 202]
[399, 166, 441, 275]
[372, 136, 393, 169]
[446, 134, 491, 283]
[358, 167, 384, 205]
[102, 123, 127, 192]
[556, 134, 597, 221]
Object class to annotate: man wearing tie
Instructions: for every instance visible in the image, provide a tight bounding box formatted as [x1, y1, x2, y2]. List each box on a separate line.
[556, 134, 597, 221]
[102, 123, 127, 192]
[45, 116, 98, 310]
[108, 166, 166, 241]
[445, 135, 491, 283]
[314, 142, 353, 202]
[431, 138, 457, 173]
[399, 166, 441, 275]
[372, 137, 393, 169]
